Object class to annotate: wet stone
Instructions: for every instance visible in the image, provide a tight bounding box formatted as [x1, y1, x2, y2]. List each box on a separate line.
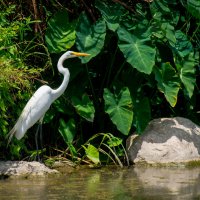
[0, 161, 59, 178]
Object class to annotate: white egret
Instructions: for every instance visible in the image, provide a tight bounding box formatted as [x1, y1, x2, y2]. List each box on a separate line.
[8, 51, 90, 147]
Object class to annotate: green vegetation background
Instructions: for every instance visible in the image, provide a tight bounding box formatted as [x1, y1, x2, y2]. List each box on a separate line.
[0, 0, 199, 165]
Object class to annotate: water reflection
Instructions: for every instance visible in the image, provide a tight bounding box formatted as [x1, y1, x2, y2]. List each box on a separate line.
[0, 166, 200, 199]
[132, 166, 200, 199]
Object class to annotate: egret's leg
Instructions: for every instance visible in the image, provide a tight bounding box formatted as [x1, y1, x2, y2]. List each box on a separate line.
[35, 124, 40, 161]
[39, 121, 44, 161]
[38, 116, 44, 161]
[34, 117, 44, 161]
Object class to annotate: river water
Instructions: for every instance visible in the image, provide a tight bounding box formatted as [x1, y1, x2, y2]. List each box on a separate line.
[0, 166, 200, 199]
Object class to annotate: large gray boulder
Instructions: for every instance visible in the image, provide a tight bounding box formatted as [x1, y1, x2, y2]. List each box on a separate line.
[126, 117, 200, 165]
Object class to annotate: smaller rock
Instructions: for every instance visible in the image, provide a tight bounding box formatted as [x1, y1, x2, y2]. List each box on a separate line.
[0, 161, 59, 177]
[126, 117, 200, 165]
[52, 161, 76, 174]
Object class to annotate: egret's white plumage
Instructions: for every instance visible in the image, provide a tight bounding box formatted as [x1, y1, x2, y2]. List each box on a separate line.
[8, 51, 89, 144]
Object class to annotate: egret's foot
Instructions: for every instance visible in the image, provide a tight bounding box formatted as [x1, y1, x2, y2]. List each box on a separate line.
[35, 149, 44, 162]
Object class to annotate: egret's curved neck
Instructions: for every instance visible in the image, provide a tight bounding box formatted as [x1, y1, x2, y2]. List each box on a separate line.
[52, 55, 70, 100]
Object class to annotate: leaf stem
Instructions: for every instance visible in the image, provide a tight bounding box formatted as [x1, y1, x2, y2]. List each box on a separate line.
[190, 23, 200, 42]
[85, 63, 99, 109]
[106, 46, 118, 87]
[111, 61, 126, 86]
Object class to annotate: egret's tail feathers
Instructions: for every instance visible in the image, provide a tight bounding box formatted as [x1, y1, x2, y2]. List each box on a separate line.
[7, 127, 16, 146]
[7, 117, 26, 146]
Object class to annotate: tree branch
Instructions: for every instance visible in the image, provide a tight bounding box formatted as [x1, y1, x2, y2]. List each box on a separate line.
[112, 0, 135, 13]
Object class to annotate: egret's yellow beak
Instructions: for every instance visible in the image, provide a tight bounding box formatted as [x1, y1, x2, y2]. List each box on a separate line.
[72, 52, 90, 57]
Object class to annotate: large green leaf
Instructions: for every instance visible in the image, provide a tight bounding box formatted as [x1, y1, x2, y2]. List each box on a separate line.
[150, 0, 178, 45]
[151, 21, 177, 45]
[103, 87, 133, 135]
[151, 0, 171, 14]
[71, 94, 95, 122]
[161, 22, 176, 45]
[150, 0, 177, 19]
[83, 144, 100, 164]
[59, 118, 76, 143]
[174, 30, 193, 57]
[45, 10, 77, 53]
[76, 13, 106, 63]
[187, 0, 200, 19]
[154, 63, 180, 107]
[179, 54, 196, 98]
[95, 0, 124, 32]
[59, 118, 77, 156]
[117, 27, 156, 74]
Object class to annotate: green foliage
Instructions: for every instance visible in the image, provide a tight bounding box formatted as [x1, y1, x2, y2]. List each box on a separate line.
[117, 27, 156, 74]
[187, 0, 200, 19]
[0, 57, 40, 135]
[154, 62, 180, 107]
[0, 6, 35, 135]
[45, 10, 77, 53]
[0, 3, 48, 159]
[82, 144, 100, 165]
[104, 87, 133, 135]
[81, 133, 127, 167]
[76, 13, 106, 63]
[95, 1, 125, 32]
[2, 0, 199, 164]
[59, 118, 77, 157]
[179, 54, 196, 98]
[174, 30, 193, 57]
[71, 94, 95, 122]
[59, 118, 76, 143]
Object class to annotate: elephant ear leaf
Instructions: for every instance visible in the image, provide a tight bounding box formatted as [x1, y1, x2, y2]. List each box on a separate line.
[179, 54, 196, 98]
[174, 30, 193, 58]
[117, 27, 156, 75]
[45, 10, 77, 53]
[71, 94, 95, 122]
[82, 144, 100, 164]
[59, 118, 77, 156]
[76, 13, 106, 63]
[154, 62, 180, 107]
[103, 87, 133, 135]
[95, 1, 125, 32]
[187, 0, 200, 19]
